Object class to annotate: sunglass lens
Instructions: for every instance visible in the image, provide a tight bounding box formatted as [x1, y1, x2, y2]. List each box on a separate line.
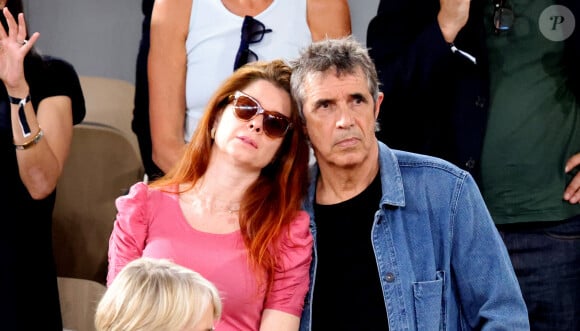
[234, 50, 248, 70]
[246, 49, 258, 63]
[494, 7, 514, 31]
[264, 115, 289, 137]
[242, 17, 267, 43]
[233, 93, 290, 138]
[234, 44, 259, 70]
[234, 95, 259, 120]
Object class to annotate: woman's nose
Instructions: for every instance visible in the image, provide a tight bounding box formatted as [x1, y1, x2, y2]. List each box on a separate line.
[248, 115, 263, 133]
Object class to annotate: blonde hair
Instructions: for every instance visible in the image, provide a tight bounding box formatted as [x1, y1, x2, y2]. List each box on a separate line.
[95, 257, 222, 331]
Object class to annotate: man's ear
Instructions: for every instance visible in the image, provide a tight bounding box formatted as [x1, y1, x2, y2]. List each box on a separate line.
[374, 92, 384, 120]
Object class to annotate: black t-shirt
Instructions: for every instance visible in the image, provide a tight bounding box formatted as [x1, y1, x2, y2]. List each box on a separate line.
[311, 173, 389, 330]
[0, 54, 85, 330]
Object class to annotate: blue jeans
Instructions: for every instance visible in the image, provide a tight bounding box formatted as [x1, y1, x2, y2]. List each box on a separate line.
[498, 215, 580, 331]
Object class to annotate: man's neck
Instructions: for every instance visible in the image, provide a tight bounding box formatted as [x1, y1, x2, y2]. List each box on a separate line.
[316, 153, 380, 205]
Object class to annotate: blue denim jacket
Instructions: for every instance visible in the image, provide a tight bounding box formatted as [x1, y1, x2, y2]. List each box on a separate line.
[300, 142, 529, 330]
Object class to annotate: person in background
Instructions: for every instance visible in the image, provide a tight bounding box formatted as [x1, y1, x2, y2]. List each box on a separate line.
[290, 37, 529, 331]
[108, 59, 313, 330]
[95, 257, 222, 331]
[131, 0, 161, 180]
[367, 0, 580, 329]
[147, 0, 351, 174]
[366, 0, 488, 180]
[0, 1, 86, 330]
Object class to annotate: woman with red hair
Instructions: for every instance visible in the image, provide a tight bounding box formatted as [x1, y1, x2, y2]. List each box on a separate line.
[108, 59, 312, 331]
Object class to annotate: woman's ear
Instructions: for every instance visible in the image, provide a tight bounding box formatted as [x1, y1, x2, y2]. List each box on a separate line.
[211, 111, 224, 140]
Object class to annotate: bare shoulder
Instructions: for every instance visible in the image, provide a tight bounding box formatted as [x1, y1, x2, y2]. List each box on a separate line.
[151, 0, 193, 34]
[153, 0, 193, 12]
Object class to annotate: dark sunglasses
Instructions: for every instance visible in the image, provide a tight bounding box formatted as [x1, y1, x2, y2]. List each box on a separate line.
[233, 16, 272, 71]
[230, 91, 293, 138]
[493, 0, 514, 34]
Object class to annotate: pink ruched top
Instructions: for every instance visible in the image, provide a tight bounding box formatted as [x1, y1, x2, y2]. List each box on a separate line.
[107, 182, 313, 331]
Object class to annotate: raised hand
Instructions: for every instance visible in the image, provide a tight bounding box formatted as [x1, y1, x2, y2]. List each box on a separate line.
[0, 7, 39, 91]
[437, 0, 471, 43]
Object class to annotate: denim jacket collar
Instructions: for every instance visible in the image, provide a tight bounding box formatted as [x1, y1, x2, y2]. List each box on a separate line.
[306, 141, 405, 211]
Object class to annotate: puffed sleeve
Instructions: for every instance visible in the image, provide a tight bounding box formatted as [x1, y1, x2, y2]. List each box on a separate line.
[106, 182, 151, 286]
[264, 210, 313, 316]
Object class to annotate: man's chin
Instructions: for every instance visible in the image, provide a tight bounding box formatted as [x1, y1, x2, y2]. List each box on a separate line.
[324, 153, 366, 169]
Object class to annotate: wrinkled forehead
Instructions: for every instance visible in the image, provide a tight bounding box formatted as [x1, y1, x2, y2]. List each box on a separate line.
[302, 67, 369, 100]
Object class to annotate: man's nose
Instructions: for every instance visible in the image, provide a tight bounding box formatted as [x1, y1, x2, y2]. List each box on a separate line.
[336, 104, 354, 128]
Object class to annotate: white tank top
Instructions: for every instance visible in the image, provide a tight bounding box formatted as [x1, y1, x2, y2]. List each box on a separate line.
[184, 0, 312, 141]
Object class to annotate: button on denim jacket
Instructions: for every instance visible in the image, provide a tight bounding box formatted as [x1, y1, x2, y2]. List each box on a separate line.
[300, 142, 529, 331]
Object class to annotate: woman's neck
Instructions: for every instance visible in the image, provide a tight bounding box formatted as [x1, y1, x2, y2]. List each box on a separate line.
[221, 0, 273, 17]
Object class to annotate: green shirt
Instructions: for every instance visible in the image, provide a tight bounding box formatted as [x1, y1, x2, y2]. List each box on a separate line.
[482, 0, 580, 224]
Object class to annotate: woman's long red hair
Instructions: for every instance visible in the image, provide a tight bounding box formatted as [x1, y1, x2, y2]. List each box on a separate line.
[150, 60, 310, 292]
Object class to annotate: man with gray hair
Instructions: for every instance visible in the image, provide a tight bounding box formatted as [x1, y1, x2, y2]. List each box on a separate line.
[290, 36, 529, 331]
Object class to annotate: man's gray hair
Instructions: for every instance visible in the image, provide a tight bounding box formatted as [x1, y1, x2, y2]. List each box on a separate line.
[290, 36, 381, 119]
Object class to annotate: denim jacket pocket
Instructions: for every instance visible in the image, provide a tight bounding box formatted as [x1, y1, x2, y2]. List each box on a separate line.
[413, 271, 444, 331]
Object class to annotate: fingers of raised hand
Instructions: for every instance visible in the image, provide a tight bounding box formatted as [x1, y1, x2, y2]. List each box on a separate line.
[0, 8, 38, 52]
[16, 12, 28, 43]
[3, 7, 18, 38]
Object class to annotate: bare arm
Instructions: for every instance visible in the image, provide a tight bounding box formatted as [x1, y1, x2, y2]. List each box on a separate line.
[0, 9, 73, 199]
[259, 309, 300, 331]
[148, 0, 191, 173]
[437, 0, 471, 43]
[307, 0, 352, 41]
[14, 96, 74, 199]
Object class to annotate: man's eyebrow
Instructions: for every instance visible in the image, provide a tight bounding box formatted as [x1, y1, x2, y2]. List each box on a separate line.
[350, 92, 368, 102]
[310, 92, 369, 109]
[313, 98, 335, 108]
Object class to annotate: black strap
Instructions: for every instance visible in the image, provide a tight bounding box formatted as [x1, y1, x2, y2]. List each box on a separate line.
[9, 94, 31, 135]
